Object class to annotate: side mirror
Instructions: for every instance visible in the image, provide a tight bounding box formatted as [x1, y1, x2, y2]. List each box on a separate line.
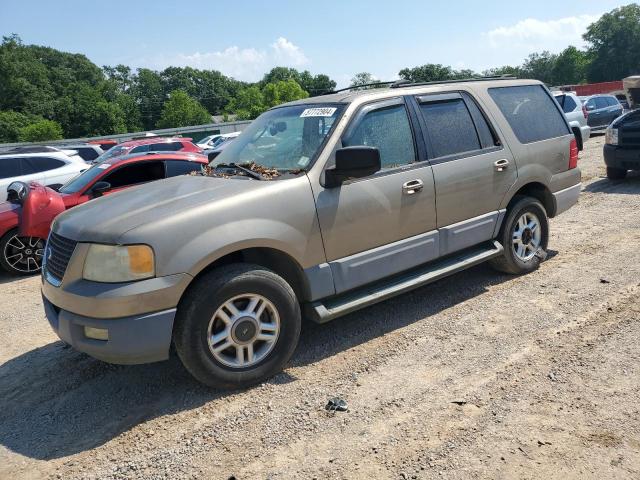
[586, 104, 596, 111]
[6, 181, 29, 205]
[325, 146, 381, 188]
[91, 181, 111, 197]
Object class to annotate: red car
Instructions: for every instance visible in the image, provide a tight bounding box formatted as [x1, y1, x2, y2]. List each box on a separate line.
[0, 151, 208, 275]
[95, 137, 202, 162]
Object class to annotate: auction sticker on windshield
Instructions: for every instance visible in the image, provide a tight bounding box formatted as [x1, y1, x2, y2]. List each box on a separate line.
[300, 107, 337, 117]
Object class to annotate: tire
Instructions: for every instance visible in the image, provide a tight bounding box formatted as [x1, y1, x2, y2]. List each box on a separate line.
[606, 166, 627, 180]
[489, 196, 549, 275]
[0, 228, 45, 276]
[173, 263, 301, 389]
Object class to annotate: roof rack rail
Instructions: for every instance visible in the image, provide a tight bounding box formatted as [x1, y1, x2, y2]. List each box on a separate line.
[390, 75, 517, 89]
[321, 80, 397, 95]
[317, 75, 517, 96]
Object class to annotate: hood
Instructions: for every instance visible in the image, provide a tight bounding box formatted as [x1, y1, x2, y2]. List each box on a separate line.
[53, 174, 270, 243]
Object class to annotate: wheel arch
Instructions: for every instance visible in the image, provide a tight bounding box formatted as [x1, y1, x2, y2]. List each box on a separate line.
[505, 182, 556, 218]
[182, 247, 311, 305]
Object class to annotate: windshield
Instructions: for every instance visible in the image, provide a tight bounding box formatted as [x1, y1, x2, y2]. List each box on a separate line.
[59, 162, 110, 194]
[212, 104, 344, 171]
[93, 145, 130, 163]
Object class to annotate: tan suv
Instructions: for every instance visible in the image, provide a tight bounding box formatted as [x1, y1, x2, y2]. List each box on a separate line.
[41, 78, 581, 388]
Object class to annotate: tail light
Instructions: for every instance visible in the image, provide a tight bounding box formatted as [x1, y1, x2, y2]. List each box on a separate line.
[582, 105, 588, 119]
[569, 138, 579, 169]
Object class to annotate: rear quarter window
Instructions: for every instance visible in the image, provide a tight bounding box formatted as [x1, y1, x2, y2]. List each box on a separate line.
[489, 85, 569, 144]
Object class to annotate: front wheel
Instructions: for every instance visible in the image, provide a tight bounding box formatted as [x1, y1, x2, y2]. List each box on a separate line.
[0, 229, 45, 275]
[173, 264, 301, 388]
[490, 197, 549, 275]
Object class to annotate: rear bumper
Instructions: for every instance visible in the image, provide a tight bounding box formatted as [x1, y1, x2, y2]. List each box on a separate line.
[580, 125, 591, 143]
[552, 183, 581, 216]
[43, 295, 175, 364]
[603, 145, 640, 170]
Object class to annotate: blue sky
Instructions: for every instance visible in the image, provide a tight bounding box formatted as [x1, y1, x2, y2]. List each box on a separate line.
[0, 0, 631, 86]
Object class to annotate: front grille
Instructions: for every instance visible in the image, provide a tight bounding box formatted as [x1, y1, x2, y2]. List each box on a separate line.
[45, 232, 78, 282]
[620, 129, 640, 147]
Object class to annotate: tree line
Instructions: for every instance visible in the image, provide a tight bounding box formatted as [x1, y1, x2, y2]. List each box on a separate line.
[1, 3, 638, 143]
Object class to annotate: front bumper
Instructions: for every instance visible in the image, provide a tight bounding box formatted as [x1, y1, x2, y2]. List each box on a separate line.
[604, 145, 640, 170]
[43, 295, 175, 364]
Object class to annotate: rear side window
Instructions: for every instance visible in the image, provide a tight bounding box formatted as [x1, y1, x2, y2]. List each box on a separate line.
[166, 160, 202, 176]
[75, 147, 100, 161]
[556, 95, 577, 113]
[150, 142, 184, 152]
[22, 156, 65, 174]
[343, 103, 415, 169]
[102, 161, 165, 188]
[489, 85, 569, 144]
[606, 97, 619, 107]
[0, 157, 21, 179]
[419, 98, 480, 158]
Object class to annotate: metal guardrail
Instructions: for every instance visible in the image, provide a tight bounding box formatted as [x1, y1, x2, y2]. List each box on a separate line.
[0, 120, 252, 151]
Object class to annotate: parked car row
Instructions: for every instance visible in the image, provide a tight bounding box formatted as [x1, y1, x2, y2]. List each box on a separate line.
[0, 150, 208, 275]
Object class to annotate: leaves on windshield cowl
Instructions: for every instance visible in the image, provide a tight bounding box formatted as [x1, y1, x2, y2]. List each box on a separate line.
[243, 162, 281, 179]
[193, 162, 288, 180]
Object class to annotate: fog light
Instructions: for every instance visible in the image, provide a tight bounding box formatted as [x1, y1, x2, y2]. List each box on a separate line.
[84, 326, 109, 341]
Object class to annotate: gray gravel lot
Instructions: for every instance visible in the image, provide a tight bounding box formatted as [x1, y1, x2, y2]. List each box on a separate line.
[1, 135, 639, 479]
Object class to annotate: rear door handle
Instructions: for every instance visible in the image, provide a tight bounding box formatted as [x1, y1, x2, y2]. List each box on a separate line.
[402, 179, 424, 194]
[494, 159, 509, 172]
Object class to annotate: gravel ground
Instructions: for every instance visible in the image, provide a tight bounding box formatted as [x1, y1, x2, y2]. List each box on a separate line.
[1, 135, 639, 480]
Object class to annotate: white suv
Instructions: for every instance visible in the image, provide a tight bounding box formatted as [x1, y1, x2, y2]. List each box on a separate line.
[554, 92, 591, 151]
[0, 150, 87, 201]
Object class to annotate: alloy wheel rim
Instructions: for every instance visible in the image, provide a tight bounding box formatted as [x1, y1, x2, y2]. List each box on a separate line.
[207, 293, 280, 369]
[512, 212, 542, 261]
[3, 235, 44, 273]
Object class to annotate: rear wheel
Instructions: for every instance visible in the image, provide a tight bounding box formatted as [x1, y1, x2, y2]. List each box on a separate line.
[490, 197, 549, 275]
[606, 166, 627, 180]
[173, 263, 301, 388]
[0, 229, 45, 275]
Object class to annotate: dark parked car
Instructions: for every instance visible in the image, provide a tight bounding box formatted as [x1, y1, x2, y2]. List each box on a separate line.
[604, 109, 640, 179]
[580, 94, 623, 131]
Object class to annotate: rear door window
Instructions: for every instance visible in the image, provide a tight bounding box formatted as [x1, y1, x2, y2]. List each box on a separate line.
[418, 97, 480, 158]
[343, 101, 416, 169]
[166, 160, 202, 177]
[22, 156, 66, 174]
[102, 161, 165, 188]
[0, 157, 22, 179]
[489, 85, 569, 144]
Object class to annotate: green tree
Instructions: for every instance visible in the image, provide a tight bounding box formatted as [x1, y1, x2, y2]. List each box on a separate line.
[262, 79, 309, 108]
[350, 72, 382, 90]
[521, 51, 558, 84]
[584, 3, 640, 82]
[482, 65, 523, 78]
[0, 110, 40, 142]
[17, 119, 63, 141]
[226, 86, 266, 120]
[552, 46, 589, 85]
[156, 90, 211, 128]
[131, 68, 166, 130]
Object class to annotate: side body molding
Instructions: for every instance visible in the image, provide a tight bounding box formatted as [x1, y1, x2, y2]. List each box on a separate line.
[303, 210, 507, 301]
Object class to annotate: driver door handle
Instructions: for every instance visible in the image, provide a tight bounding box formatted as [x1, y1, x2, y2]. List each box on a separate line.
[494, 159, 510, 172]
[402, 179, 424, 195]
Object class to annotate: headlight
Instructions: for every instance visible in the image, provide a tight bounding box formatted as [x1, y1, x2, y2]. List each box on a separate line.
[605, 128, 618, 145]
[83, 244, 155, 282]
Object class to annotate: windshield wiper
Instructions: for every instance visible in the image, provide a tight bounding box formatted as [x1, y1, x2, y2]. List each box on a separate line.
[213, 163, 263, 180]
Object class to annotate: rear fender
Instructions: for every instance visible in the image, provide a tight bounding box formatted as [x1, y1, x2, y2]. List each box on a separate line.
[20, 183, 65, 239]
